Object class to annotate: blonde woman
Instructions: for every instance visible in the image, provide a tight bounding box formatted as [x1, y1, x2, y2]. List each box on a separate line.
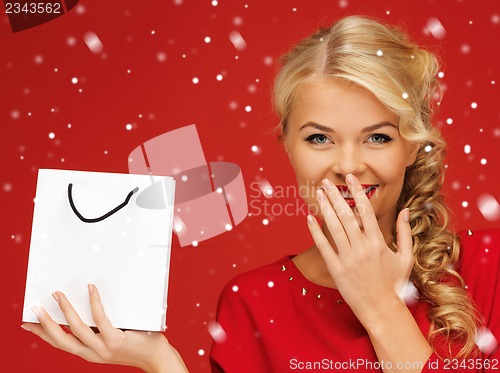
[22, 16, 499, 373]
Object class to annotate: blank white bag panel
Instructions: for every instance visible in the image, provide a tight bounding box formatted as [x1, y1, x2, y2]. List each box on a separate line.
[22, 169, 175, 331]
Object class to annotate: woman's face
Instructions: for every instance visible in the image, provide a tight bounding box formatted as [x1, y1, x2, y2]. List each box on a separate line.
[284, 80, 418, 238]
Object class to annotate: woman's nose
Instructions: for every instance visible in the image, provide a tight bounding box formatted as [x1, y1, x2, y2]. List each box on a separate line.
[330, 145, 366, 178]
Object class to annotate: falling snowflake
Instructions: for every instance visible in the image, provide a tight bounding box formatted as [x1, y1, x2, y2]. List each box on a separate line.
[229, 31, 247, 51]
[399, 281, 419, 305]
[426, 18, 446, 40]
[84, 32, 103, 54]
[207, 321, 227, 343]
[475, 327, 498, 354]
[477, 194, 500, 222]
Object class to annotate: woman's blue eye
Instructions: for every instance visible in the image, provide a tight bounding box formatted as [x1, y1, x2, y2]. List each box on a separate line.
[305, 134, 330, 145]
[367, 134, 393, 144]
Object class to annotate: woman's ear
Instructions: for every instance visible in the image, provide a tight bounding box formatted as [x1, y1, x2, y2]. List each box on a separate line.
[406, 142, 420, 167]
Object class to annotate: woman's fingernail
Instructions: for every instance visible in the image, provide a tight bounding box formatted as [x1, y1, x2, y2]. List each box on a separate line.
[88, 284, 94, 295]
[403, 208, 410, 222]
[316, 189, 326, 201]
[307, 215, 314, 225]
[322, 178, 333, 189]
[52, 292, 61, 303]
[31, 306, 42, 319]
[21, 324, 31, 332]
[346, 174, 356, 185]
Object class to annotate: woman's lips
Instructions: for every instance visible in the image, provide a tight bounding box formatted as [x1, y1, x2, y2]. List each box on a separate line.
[335, 184, 379, 207]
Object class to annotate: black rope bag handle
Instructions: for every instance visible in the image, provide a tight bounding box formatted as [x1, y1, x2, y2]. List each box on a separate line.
[68, 183, 139, 223]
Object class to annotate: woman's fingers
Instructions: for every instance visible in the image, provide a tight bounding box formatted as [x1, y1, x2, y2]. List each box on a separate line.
[321, 178, 361, 243]
[396, 208, 414, 262]
[87, 284, 117, 339]
[29, 305, 100, 360]
[345, 174, 383, 240]
[53, 291, 106, 351]
[316, 188, 351, 252]
[22, 322, 58, 347]
[306, 214, 339, 267]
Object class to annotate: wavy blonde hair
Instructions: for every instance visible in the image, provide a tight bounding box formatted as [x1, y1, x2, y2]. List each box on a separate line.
[273, 15, 479, 357]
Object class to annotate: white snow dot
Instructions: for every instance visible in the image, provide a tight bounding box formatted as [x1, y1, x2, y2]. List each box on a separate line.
[211, 0, 218, 6]
[232, 285, 239, 292]
[464, 144, 471, 154]
[263, 56, 273, 66]
[292, 7, 297, 12]
[68, 123, 72, 128]
[181, 175, 188, 182]
[245, 105, 252, 112]
[71, 77, 78, 84]
[127, 69, 131, 74]
[48, 132, 55, 139]
[251, 145, 259, 153]
[376, 50, 383, 56]
[492, 80, 496, 85]
[471, 102, 478, 109]
[157, 52, 167, 62]
[462, 201, 468, 208]
[262, 219, 269, 225]
[151, 30, 155, 35]
[492, 14, 500, 25]
[461, 44, 471, 54]
[125, 124, 132, 131]
[338, 0, 348, 8]
[402, 92, 409, 99]
[216, 74, 223, 81]
[34, 55, 44, 64]
[216, 187, 223, 194]
[480, 158, 487, 165]
[233, 16, 243, 26]
[67, 36, 76, 46]
[204, 36, 211, 43]
[192, 240, 198, 247]
[446, 118, 453, 125]
[229, 101, 238, 110]
[225, 224, 233, 231]
[265, 188, 273, 196]
[192, 77, 199, 84]
[437, 71, 444, 78]
[268, 281, 274, 288]
[198, 349, 205, 356]
[4, 183, 12, 192]
[11, 110, 20, 119]
[424, 145, 432, 152]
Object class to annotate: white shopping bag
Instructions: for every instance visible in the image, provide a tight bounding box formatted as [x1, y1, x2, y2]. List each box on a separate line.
[22, 169, 175, 331]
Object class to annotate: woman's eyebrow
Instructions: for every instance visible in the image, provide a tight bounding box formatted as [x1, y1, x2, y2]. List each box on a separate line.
[299, 121, 398, 133]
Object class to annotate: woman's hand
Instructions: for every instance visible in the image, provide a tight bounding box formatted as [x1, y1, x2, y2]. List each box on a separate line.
[307, 174, 414, 326]
[21, 284, 189, 373]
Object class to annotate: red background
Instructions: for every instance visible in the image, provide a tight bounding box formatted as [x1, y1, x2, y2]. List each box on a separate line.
[1, 0, 499, 372]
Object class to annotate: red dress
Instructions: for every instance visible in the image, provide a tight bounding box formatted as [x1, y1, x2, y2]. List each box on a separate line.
[209, 229, 500, 372]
